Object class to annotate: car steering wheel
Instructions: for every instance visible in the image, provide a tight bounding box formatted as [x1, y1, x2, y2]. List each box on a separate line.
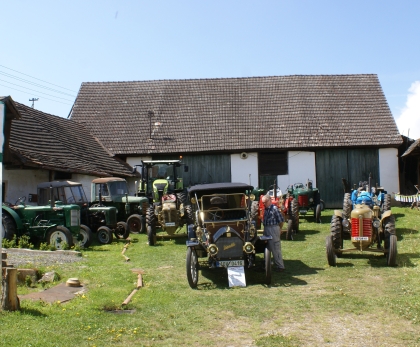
[207, 207, 224, 221]
[15, 196, 26, 205]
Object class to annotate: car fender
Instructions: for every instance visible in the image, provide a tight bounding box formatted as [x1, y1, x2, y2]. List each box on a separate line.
[1, 206, 24, 230]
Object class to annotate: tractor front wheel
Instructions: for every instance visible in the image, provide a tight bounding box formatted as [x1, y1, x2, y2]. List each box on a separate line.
[326, 234, 337, 266]
[97, 226, 113, 244]
[47, 226, 74, 250]
[315, 204, 321, 223]
[286, 219, 293, 240]
[387, 234, 397, 267]
[115, 221, 129, 239]
[127, 214, 143, 233]
[78, 224, 93, 248]
[330, 214, 343, 255]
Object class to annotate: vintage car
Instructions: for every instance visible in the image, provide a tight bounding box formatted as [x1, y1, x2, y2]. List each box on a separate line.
[185, 183, 273, 288]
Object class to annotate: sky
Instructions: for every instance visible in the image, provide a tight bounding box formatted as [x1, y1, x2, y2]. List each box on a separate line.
[1, 0, 420, 139]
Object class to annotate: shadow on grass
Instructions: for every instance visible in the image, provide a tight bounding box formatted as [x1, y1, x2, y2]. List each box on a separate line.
[335, 251, 418, 268]
[393, 213, 406, 221]
[286, 229, 320, 242]
[19, 307, 47, 317]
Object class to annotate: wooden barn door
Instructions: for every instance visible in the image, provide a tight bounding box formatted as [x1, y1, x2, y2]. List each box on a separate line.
[316, 149, 379, 208]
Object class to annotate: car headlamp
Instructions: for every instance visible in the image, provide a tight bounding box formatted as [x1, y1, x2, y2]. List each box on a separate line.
[208, 244, 218, 255]
[243, 242, 255, 254]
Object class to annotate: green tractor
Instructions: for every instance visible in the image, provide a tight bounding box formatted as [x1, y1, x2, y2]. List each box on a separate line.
[285, 179, 323, 223]
[133, 160, 193, 246]
[37, 181, 128, 244]
[2, 196, 90, 249]
[90, 177, 149, 236]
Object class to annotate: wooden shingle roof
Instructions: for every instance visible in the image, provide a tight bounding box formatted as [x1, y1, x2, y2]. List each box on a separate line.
[6, 103, 135, 177]
[70, 74, 402, 155]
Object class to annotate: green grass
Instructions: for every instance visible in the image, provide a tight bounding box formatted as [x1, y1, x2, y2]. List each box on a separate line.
[1, 207, 420, 347]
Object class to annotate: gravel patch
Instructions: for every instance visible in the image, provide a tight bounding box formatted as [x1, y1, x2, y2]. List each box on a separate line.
[2, 248, 85, 268]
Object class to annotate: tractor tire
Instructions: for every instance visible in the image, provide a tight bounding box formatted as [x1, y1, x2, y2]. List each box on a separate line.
[78, 224, 93, 248]
[47, 226, 74, 249]
[115, 221, 130, 239]
[176, 192, 187, 207]
[320, 199, 325, 211]
[326, 234, 337, 266]
[291, 198, 299, 233]
[383, 215, 397, 266]
[2, 212, 16, 240]
[286, 219, 294, 240]
[250, 201, 259, 223]
[315, 204, 321, 223]
[382, 194, 392, 213]
[343, 193, 352, 220]
[330, 214, 343, 254]
[127, 214, 143, 233]
[184, 205, 194, 225]
[146, 206, 157, 246]
[186, 247, 199, 289]
[264, 247, 272, 285]
[97, 226, 113, 244]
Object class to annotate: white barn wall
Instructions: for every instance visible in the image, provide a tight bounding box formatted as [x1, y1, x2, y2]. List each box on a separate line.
[379, 148, 400, 200]
[277, 151, 316, 192]
[231, 152, 258, 187]
[126, 156, 152, 194]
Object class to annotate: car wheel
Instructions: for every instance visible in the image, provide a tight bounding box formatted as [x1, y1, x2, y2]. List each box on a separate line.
[315, 204, 321, 223]
[97, 226, 113, 244]
[127, 214, 143, 233]
[286, 219, 293, 240]
[47, 226, 74, 249]
[326, 234, 337, 266]
[78, 224, 93, 248]
[264, 247, 272, 285]
[343, 193, 352, 219]
[186, 247, 199, 288]
[115, 221, 129, 239]
[147, 225, 156, 246]
[2, 212, 16, 240]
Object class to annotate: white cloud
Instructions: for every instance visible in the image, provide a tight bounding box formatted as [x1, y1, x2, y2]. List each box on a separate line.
[395, 81, 420, 139]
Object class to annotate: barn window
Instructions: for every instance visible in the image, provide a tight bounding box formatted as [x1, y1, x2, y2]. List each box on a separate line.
[259, 152, 288, 175]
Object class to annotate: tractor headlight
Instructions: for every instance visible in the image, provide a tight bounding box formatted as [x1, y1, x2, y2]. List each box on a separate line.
[342, 219, 349, 228]
[208, 244, 218, 255]
[191, 197, 196, 204]
[249, 194, 255, 201]
[373, 219, 380, 228]
[243, 242, 255, 254]
[309, 198, 314, 202]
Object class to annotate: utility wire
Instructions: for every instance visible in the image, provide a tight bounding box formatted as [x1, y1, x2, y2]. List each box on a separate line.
[0, 83, 73, 105]
[0, 64, 77, 93]
[0, 71, 76, 97]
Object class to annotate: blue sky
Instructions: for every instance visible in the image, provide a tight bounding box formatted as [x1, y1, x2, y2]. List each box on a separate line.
[2, 1, 420, 138]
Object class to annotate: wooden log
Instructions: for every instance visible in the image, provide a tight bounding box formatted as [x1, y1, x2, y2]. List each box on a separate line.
[1, 267, 20, 311]
[121, 288, 138, 306]
[137, 274, 143, 288]
[123, 255, 130, 262]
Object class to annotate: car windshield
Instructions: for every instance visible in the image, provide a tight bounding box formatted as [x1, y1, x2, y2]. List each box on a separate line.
[200, 193, 247, 222]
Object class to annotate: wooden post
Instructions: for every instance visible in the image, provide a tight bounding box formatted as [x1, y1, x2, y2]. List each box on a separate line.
[1, 267, 20, 311]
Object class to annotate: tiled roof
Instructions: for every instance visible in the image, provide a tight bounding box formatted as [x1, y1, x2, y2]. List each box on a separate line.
[7, 103, 135, 177]
[402, 138, 420, 157]
[70, 74, 402, 155]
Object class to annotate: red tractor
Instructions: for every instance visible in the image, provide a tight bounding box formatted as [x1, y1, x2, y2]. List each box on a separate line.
[256, 184, 299, 240]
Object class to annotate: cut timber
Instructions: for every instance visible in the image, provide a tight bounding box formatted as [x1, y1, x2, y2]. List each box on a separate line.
[1, 267, 20, 311]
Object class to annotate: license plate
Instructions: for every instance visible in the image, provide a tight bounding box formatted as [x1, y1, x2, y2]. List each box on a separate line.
[352, 237, 369, 241]
[165, 222, 176, 226]
[216, 260, 244, 268]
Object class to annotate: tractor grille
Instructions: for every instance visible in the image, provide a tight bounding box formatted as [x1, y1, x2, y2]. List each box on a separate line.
[298, 195, 308, 207]
[108, 209, 117, 225]
[162, 209, 178, 223]
[351, 218, 372, 238]
[215, 236, 243, 259]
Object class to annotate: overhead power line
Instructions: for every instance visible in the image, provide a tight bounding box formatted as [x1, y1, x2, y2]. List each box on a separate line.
[0, 64, 77, 93]
[0, 83, 73, 105]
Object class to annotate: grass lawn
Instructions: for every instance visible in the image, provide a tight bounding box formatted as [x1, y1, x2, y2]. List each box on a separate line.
[1, 207, 420, 347]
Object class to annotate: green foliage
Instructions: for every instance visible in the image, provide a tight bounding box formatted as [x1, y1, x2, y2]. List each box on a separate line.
[2, 235, 17, 248]
[17, 235, 34, 249]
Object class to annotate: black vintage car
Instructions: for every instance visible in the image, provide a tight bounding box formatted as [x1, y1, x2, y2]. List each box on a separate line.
[185, 182, 272, 288]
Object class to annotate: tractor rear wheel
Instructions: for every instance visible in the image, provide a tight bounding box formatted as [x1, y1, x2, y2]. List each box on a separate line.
[147, 225, 156, 246]
[330, 214, 343, 254]
[47, 226, 74, 249]
[343, 193, 352, 219]
[326, 234, 337, 266]
[146, 206, 156, 246]
[264, 247, 272, 285]
[184, 205, 194, 225]
[286, 219, 293, 240]
[382, 194, 391, 213]
[291, 198, 299, 233]
[186, 247, 199, 288]
[97, 226, 113, 244]
[115, 221, 129, 239]
[127, 214, 143, 233]
[2, 212, 16, 240]
[78, 224, 93, 248]
[250, 201, 259, 222]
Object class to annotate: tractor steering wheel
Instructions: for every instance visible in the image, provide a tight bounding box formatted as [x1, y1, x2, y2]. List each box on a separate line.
[15, 196, 26, 205]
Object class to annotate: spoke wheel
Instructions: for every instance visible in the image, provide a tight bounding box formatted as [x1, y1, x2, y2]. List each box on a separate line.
[47, 226, 74, 249]
[115, 221, 129, 239]
[208, 207, 224, 221]
[264, 247, 272, 285]
[78, 224, 93, 248]
[186, 247, 199, 288]
[97, 226, 113, 244]
[326, 234, 337, 266]
[127, 214, 143, 233]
